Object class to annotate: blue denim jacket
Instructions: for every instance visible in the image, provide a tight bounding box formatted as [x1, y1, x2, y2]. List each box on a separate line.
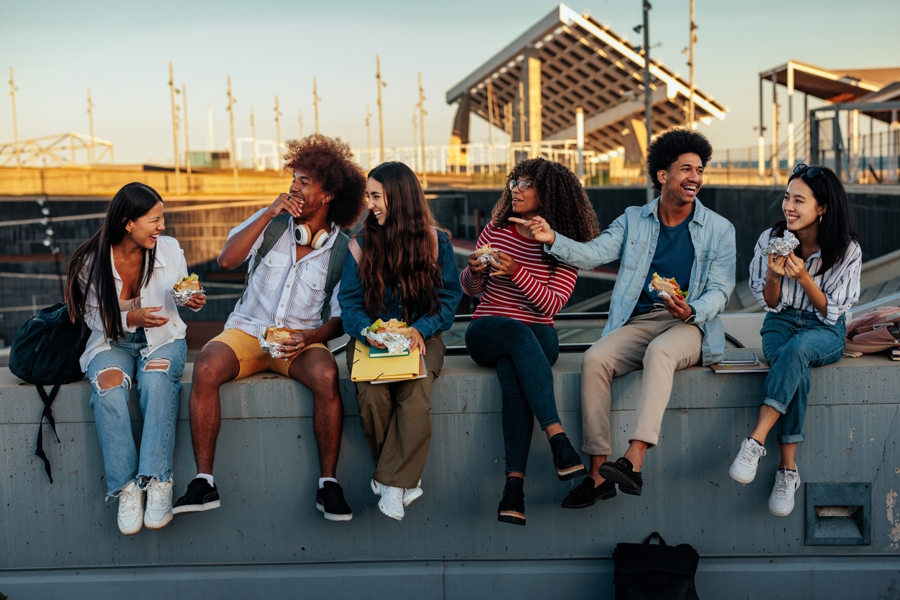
[339, 230, 463, 343]
[547, 197, 736, 365]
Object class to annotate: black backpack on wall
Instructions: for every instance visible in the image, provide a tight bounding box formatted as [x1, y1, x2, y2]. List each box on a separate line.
[9, 302, 89, 482]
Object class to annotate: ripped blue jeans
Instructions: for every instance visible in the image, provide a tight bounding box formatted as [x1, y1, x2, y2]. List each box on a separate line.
[87, 329, 186, 496]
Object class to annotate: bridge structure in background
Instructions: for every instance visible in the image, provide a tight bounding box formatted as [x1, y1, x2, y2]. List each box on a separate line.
[0, 132, 114, 169]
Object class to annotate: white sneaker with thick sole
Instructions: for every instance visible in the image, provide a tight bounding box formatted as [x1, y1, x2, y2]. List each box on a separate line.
[729, 438, 766, 484]
[144, 477, 174, 530]
[403, 480, 423, 507]
[378, 485, 405, 521]
[117, 481, 144, 536]
[769, 468, 801, 517]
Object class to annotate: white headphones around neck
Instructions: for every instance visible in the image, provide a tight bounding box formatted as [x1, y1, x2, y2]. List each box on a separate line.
[294, 224, 333, 249]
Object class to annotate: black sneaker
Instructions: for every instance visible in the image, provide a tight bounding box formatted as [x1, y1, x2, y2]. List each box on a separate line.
[549, 433, 587, 481]
[597, 457, 644, 496]
[316, 481, 353, 522]
[497, 477, 526, 526]
[172, 478, 221, 515]
[561, 476, 617, 509]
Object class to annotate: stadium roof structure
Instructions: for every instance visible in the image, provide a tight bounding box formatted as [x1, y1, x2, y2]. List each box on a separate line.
[445, 4, 727, 155]
[759, 60, 900, 104]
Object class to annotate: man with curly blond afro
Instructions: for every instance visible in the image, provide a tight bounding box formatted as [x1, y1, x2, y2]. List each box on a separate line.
[522, 129, 735, 510]
[174, 134, 366, 522]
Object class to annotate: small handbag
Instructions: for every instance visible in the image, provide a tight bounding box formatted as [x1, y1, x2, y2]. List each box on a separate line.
[612, 532, 700, 600]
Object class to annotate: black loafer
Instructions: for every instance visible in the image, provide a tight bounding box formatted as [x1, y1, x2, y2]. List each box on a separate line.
[597, 457, 644, 496]
[497, 477, 526, 526]
[549, 433, 587, 481]
[561, 477, 617, 509]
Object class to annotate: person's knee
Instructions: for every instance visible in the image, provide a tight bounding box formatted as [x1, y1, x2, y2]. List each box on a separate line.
[582, 345, 613, 374]
[93, 367, 128, 394]
[310, 363, 340, 399]
[192, 349, 233, 389]
[643, 340, 675, 366]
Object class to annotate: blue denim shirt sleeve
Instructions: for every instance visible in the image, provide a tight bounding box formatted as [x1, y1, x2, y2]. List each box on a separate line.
[410, 234, 463, 340]
[337, 248, 373, 343]
[545, 213, 627, 269]
[689, 222, 736, 324]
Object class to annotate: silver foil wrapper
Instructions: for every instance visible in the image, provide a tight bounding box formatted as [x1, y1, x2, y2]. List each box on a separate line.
[764, 230, 800, 257]
[649, 282, 674, 301]
[172, 286, 205, 307]
[362, 329, 412, 355]
[478, 254, 493, 266]
[258, 334, 289, 360]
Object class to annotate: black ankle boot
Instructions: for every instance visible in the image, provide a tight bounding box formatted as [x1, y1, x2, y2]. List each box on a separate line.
[549, 433, 586, 481]
[497, 477, 526, 526]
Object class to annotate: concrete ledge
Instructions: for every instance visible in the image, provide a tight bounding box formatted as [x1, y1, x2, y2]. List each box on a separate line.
[2, 351, 900, 595]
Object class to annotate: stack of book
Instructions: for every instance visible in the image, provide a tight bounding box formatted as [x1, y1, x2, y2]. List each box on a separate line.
[709, 349, 769, 374]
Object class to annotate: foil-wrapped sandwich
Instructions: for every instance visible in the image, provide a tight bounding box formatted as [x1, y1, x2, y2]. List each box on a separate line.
[362, 318, 412, 354]
[475, 243, 495, 266]
[172, 273, 205, 306]
[763, 230, 800, 257]
[649, 272, 688, 301]
[258, 326, 293, 359]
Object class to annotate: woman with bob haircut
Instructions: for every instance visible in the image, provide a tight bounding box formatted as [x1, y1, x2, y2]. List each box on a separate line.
[339, 161, 462, 522]
[460, 157, 601, 526]
[729, 164, 861, 517]
[66, 182, 205, 535]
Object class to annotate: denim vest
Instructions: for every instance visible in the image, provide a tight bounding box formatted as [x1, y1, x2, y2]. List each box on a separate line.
[547, 197, 736, 365]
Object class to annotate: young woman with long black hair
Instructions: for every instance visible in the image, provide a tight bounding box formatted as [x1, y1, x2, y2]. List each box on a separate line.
[339, 161, 462, 522]
[66, 182, 205, 535]
[729, 165, 861, 516]
[460, 158, 601, 526]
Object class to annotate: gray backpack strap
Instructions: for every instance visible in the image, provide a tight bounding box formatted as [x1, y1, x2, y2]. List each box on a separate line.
[321, 231, 350, 322]
[242, 213, 292, 299]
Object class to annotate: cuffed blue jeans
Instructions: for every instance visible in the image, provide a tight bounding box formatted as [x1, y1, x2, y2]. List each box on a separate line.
[760, 308, 846, 445]
[465, 316, 561, 475]
[86, 329, 186, 496]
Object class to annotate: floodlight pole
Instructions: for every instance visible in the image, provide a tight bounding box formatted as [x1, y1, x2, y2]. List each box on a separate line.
[207, 104, 214, 152]
[168, 62, 181, 195]
[418, 71, 427, 188]
[250, 107, 257, 170]
[227, 75, 238, 192]
[274, 95, 282, 170]
[298, 108, 303, 139]
[8, 67, 20, 170]
[312, 77, 321, 135]
[688, 0, 696, 128]
[87, 87, 96, 167]
[183, 83, 191, 184]
[487, 79, 495, 176]
[412, 109, 418, 172]
[376, 55, 387, 163]
[643, 1, 653, 203]
[365, 104, 373, 169]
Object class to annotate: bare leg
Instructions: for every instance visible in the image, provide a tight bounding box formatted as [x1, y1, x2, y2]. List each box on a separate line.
[623, 440, 650, 472]
[587, 454, 609, 486]
[188, 343, 240, 474]
[749, 405, 782, 446]
[779, 443, 798, 470]
[289, 348, 343, 479]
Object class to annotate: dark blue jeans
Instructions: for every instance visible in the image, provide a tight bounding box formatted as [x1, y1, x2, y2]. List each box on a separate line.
[760, 308, 846, 445]
[465, 316, 561, 475]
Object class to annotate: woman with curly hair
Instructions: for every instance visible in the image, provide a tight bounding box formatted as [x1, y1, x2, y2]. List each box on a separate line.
[339, 161, 462, 522]
[174, 134, 366, 522]
[460, 157, 600, 526]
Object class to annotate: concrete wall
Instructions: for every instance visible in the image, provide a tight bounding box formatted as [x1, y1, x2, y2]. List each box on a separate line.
[2, 345, 900, 598]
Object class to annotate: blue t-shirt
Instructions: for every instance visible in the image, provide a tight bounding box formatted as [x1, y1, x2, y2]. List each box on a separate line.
[632, 205, 696, 317]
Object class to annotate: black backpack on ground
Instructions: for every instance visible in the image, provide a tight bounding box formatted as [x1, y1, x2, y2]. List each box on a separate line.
[612, 532, 700, 600]
[9, 302, 89, 483]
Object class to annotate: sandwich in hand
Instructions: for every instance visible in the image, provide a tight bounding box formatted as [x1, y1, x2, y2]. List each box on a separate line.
[264, 326, 293, 344]
[650, 272, 687, 299]
[475, 243, 496, 266]
[365, 318, 413, 338]
[174, 273, 201, 292]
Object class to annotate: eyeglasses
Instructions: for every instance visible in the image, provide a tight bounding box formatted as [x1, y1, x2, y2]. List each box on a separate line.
[793, 164, 824, 178]
[508, 179, 533, 192]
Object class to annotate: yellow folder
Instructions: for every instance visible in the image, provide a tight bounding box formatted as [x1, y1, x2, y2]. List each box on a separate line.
[350, 339, 422, 383]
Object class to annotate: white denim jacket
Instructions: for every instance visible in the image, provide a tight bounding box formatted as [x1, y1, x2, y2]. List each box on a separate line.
[80, 236, 195, 371]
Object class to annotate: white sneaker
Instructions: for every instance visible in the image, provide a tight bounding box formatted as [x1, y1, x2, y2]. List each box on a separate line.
[403, 480, 423, 507]
[378, 485, 405, 521]
[144, 477, 174, 530]
[729, 438, 766, 484]
[769, 468, 801, 517]
[117, 481, 144, 536]
[371, 478, 383, 496]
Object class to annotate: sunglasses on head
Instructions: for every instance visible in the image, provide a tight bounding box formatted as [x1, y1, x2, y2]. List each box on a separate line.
[508, 179, 533, 192]
[793, 164, 824, 179]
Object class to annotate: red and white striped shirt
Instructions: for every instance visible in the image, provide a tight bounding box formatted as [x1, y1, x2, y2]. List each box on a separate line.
[460, 221, 578, 325]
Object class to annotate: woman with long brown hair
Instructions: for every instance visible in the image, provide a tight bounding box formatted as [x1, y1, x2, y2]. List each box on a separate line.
[339, 161, 462, 521]
[66, 182, 205, 535]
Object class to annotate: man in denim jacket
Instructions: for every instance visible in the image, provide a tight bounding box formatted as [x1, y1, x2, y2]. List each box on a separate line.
[518, 129, 735, 509]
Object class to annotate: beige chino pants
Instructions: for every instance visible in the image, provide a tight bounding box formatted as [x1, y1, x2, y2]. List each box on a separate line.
[580, 309, 702, 456]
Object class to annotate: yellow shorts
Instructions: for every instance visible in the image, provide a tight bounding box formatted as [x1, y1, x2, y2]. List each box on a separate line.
[206, 328, 330, 380]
